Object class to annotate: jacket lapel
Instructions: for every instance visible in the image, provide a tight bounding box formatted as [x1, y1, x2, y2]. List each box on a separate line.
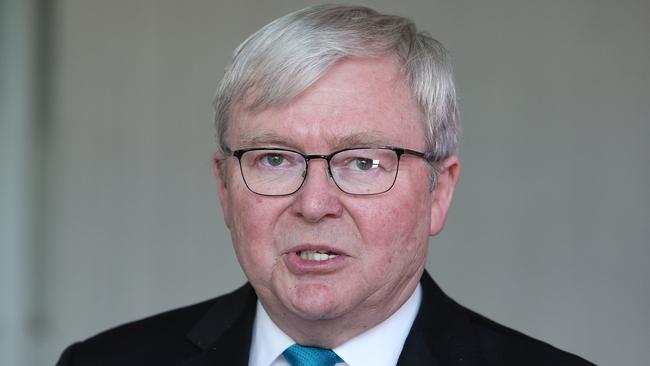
[179, 284, 257, 366]
[397, 271, 483, 366]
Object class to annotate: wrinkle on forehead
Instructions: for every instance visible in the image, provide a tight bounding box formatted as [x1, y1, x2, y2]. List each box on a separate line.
[236, 130, 390, 152]
[237, 55, 407, 112]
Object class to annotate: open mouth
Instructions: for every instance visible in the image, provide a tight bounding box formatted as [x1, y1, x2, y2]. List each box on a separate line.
[296, 250, 339, 261]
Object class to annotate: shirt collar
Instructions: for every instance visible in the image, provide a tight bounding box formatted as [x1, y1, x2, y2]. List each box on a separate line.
[249, 301, 295, 366]
[249, 284, 422, 366]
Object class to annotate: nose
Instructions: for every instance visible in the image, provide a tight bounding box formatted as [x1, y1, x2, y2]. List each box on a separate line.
[291, 159, 343, 222]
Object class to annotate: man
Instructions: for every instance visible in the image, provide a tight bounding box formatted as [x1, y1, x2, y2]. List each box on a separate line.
[57, 5, 593, 366]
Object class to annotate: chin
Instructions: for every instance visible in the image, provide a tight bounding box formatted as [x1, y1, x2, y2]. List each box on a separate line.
[285, 282, 348, 320]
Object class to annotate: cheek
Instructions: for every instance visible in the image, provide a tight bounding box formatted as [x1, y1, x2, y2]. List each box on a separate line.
[356, 194, 431, 267]
[227, 191, 280, 276]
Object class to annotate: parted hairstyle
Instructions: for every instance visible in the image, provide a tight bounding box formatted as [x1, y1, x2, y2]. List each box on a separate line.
[213, 4, 460, 178]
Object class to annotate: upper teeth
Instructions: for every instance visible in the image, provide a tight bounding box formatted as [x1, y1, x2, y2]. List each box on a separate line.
[299, 250, 337, 261]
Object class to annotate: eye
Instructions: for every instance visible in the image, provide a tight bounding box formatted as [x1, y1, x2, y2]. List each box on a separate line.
[353, 158, 379, 171]
[262, 153, 286, 167]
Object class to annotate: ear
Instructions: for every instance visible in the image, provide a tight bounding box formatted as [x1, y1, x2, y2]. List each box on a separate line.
[430, 155, 461, 236]
[213, 152, 232, 228]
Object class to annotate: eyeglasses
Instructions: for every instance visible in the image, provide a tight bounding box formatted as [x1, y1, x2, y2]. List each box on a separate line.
[227, 146, 429, 196]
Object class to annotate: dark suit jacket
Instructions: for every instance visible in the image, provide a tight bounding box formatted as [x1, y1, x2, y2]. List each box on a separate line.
[56, 271, 594, 365]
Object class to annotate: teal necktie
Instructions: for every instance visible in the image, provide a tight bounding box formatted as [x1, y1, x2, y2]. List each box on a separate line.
[282, 344, 343, 366]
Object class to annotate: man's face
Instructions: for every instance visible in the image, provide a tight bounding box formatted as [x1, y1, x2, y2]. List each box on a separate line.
[216, 55, 459, 337]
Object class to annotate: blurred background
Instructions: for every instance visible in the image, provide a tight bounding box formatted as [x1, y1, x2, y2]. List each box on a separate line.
[1, 0, 648, 365]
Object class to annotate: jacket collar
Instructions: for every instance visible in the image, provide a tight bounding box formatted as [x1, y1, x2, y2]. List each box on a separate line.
[397, 271, 482, 366]
[180, 283, 257, 366]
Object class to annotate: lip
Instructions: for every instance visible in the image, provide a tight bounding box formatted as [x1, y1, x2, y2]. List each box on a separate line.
[283, 244, 349, 274]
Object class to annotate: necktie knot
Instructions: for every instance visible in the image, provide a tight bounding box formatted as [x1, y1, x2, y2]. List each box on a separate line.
[282, 344, 343, 366]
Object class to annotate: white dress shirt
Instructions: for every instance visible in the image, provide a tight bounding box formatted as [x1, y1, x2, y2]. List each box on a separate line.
[248, 284, 422, 366]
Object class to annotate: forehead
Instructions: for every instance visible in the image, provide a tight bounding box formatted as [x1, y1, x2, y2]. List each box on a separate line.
[229, 56, 425, 151]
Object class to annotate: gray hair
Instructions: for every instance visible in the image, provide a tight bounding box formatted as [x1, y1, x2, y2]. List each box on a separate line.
[213, 4, 459, 165]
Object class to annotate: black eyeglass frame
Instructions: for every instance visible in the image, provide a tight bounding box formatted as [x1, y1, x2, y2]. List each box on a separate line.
[228, 146, 430, 196]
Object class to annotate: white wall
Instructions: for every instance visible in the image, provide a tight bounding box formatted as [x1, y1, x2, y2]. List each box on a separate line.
[7, 1, 648, 365]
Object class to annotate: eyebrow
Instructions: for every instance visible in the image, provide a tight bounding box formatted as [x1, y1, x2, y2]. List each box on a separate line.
[330, 132, 388, 150]
[236, 130, 390, 151]
[237, 131, 296, 148]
